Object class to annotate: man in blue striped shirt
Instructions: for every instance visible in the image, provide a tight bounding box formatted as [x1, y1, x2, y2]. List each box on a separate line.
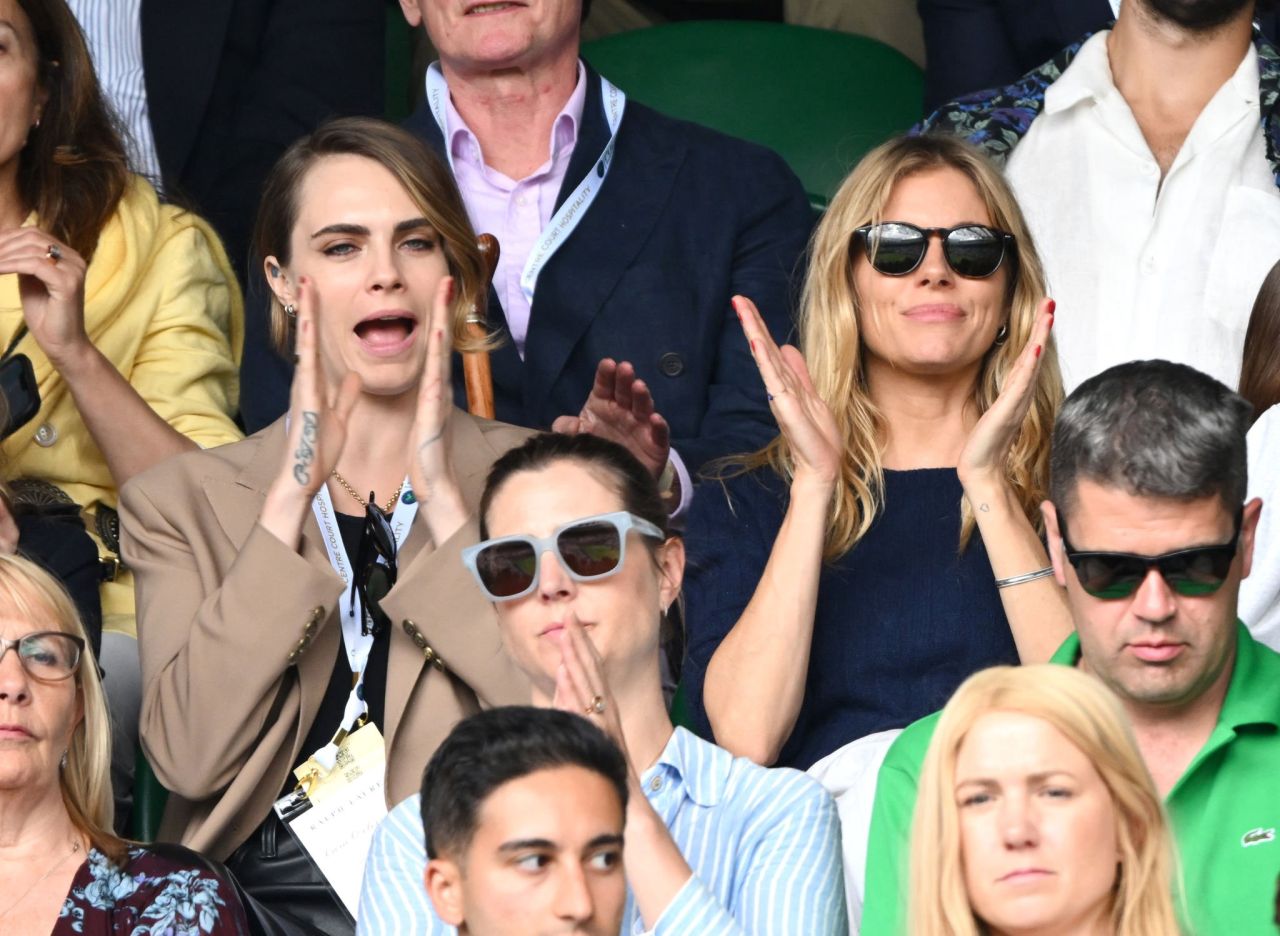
[359, 724, 846, 935]
[421, 707, 629, 936]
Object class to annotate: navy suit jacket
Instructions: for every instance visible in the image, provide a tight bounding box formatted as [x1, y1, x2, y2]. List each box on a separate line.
[141, 0, 384, 278]
[405, 66, 814, 474]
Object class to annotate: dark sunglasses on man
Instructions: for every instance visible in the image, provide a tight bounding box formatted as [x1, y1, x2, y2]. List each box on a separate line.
[1058, 508, 1243, 600]
[351, 496, 398, 637]
[850, 221, 1016, 279]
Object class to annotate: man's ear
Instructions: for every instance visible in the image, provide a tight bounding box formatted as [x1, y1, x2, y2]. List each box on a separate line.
[1239, 497, 1263, 579]
[399, 0, 424, 28]
[425, 857, 466, 926]
[1041, 500, 1068, 588]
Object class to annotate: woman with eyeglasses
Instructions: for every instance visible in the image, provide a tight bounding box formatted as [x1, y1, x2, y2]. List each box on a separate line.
[682, 134, 1069, 772]
[119, 118, 534, 934]
[356, 431, 846, 935]
[0, 553, 249, 934]
[910, 665, 1180, 936]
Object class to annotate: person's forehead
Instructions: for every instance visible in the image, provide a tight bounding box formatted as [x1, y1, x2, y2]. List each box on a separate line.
[1059, 480, 1234, 551]
[469, 765, 623, 852]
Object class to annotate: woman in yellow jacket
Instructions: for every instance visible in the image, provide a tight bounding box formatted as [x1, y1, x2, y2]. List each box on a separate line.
[0, 0, 242, 814]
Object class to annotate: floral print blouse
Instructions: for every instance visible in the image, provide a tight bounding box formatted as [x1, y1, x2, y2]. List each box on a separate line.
[54, 844, 248, 935]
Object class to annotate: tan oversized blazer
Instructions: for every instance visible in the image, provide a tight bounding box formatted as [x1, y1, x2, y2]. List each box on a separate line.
[119, 413, 534, 860]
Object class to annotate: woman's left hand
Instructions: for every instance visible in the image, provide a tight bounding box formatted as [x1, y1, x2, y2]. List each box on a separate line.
[552, 611, 634, 771]
[409, 276, 468, 545]
[957, 299, 1055, 491]
[0, 228, 90, 367]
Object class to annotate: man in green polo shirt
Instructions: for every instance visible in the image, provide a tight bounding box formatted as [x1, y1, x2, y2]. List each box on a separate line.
[861, 360, 1280, 935]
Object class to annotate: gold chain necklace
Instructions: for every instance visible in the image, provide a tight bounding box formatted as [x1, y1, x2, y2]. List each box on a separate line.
[0, 839, 81, 920]
[330, 470, 403, 514]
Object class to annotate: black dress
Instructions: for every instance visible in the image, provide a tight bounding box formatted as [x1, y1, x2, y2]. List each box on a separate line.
[682, 467, 1018, 770]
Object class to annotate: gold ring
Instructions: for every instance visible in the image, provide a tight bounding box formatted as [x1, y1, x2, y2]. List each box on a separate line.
[585, 695, 606, 715]
[45, 244, 62, 264]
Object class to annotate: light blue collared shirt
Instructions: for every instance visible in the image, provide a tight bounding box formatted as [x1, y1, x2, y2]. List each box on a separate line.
[356, 726, 847, 935]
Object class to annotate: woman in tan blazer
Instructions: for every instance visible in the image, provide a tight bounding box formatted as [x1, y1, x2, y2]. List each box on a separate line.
[119, 118, 532, 933]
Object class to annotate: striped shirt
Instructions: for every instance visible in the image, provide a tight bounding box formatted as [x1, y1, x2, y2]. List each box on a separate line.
[356, 726, 848, 935]
[67, 0, 164, 185]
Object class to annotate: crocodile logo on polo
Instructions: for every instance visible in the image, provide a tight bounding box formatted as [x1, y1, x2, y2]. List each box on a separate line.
[1241, 827, 1275, 848]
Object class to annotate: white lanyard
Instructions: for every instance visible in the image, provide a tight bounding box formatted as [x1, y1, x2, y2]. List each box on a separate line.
[425, 61, 626, 304]
[308, 483, 417, 769]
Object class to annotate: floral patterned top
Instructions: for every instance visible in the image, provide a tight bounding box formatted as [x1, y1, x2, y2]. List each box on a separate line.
[54, 844, 248, 935]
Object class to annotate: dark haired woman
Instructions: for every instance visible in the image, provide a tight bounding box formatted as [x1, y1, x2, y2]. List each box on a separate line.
[1240, 260, 1280, 650]
[120, 117, 534, 933]
[0, 0, 242, 816]
[357, 432, 846, 935]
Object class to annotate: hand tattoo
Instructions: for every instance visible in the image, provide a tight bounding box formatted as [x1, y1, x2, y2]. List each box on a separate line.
[293, 411, 318, 485]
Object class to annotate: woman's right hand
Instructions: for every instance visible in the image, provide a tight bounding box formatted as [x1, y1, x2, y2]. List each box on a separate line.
[733, 295, 842, 489]
[261, 279, 361, 546]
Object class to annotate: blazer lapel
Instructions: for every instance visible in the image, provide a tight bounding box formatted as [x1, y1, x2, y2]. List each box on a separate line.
[521, 68, 686, 419]
[201, 419, 343, 764]
[141, 0, 236, 180]
[381, 414, 520, 754]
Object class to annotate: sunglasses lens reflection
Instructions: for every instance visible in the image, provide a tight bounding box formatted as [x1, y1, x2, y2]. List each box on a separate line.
[945, 227, 1004, 277]
[477, 540, 539, 598]
[557, 521, 623, 578]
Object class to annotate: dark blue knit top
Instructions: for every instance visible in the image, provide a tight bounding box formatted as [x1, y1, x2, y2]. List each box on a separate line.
[682, 466, 1018, 770]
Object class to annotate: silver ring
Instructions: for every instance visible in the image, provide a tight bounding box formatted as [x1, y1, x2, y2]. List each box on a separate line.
[585, 695, 606, 715]
[45, 244, 62, 264]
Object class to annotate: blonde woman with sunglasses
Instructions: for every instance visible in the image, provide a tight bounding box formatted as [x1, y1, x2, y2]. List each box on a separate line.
[683, 134, 1069, 772]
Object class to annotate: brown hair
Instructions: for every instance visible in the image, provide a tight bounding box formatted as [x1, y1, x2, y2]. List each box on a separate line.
[15, 0, 130, 261]
[252, 116, 493, 356]
[1239, 259, 1280, 426]
[725, 135, 1062, 559]
[0, 554, 127, 865]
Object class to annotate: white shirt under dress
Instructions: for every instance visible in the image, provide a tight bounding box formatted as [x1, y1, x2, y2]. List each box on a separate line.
[1005, 31, 1280, 392]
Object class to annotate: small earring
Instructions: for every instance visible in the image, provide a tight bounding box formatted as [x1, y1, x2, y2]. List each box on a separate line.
[283, 303, 297, 318]
[59, 751, 67, 770]
[993, 324, 1009, 346]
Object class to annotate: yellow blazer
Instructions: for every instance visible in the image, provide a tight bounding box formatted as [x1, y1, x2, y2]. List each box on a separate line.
[0, 177, 244, 634]
[119, 413, 535, 860]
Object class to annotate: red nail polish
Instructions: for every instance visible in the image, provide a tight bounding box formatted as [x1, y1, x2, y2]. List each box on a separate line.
[1035, 345, 1042, 358]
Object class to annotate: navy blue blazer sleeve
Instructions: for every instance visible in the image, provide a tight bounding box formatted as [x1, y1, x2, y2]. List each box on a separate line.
[681, 470, 785, 740]
[673, 139, 812, 474]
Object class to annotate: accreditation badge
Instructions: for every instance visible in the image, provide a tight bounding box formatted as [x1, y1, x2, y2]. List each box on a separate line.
[273, 722, 389, 915]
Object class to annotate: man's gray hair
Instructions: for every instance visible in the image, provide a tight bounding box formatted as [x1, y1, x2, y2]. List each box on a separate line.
[1050, 360, 1252, 515]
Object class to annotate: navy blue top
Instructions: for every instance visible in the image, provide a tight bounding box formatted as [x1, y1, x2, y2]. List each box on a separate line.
[682, 466, 1018, 770]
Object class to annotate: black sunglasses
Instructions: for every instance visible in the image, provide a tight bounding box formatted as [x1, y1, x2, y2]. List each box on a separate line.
[1059, 509, 1242, 600]
[851, 222, 1016, 278]
[351, 496, 398, 636]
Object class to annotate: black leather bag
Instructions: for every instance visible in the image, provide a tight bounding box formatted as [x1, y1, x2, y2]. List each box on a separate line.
[225, 811, 354, 936]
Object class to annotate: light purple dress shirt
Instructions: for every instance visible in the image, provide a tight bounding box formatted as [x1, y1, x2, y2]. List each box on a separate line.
[441, 63, 692, 509]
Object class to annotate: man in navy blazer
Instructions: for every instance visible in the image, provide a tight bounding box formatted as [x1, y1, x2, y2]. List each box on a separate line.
[398, 0, 813, 500]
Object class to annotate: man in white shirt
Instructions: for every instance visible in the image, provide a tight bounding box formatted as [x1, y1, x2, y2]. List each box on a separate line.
[920, 0, 1280, 392]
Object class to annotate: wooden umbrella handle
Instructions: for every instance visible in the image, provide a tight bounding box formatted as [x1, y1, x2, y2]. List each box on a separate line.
[463, 233, 500, 419]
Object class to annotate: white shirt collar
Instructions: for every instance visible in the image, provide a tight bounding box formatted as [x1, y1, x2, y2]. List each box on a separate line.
[1044, 29, 1259, 116]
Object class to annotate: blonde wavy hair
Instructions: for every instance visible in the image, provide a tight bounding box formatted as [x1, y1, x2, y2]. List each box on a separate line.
[740, 135, 1062, 559]
[909, 666, 1182, 936]
[0, 554, 125, 864]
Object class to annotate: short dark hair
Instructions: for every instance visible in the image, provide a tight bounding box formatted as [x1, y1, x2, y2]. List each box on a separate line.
[421, 706, 629, 860]
[478, 433, 669, 542]
[1049, 360, 1252, 517]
